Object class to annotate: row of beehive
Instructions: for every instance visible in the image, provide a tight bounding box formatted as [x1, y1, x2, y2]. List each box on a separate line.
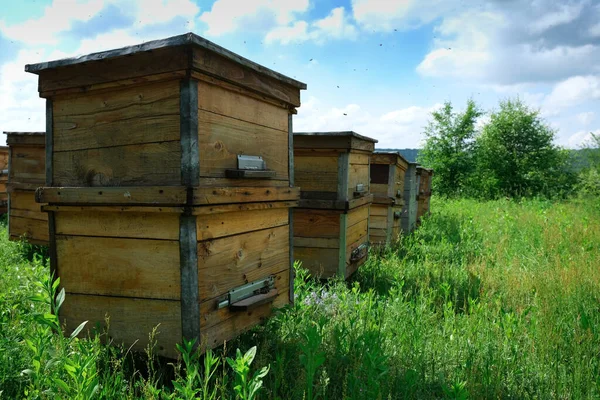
[9, 33, 433, 358]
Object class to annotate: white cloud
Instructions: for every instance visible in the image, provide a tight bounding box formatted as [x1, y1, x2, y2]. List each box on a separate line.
[351, 0, 454, 32]
[416, 8, 600, 86]
[529, 3, 584, 34]
[294, 96, 442, 148]
[199, 0, 309, 36]
[0, 0, 199, 46]
[266, 7, 357, 45]
[0, 0, 105, 45]
[0, 50, 47, 144]
[563, 129, 599, 148]
[543, 75, 600, 113]
[576, 112, 596, 126]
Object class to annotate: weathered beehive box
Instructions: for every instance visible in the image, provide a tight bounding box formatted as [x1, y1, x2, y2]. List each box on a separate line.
[369, 151, 409, 245]
[4, 132, 48, 245]
[401, 162, 419, 234]
[0, 146, 9, 214]
[293, 132, 376, 279]
[416, 167, 433, 224]
[26, 33, 306, 358]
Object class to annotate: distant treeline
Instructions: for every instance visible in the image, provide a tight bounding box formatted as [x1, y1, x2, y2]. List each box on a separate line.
[377, 148, 420, 163]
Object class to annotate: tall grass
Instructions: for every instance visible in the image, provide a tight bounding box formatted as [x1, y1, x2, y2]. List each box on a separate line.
[1, 198, 599, 399]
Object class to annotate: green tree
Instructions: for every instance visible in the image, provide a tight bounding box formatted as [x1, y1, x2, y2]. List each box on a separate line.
[474, 98, 571, 198]
[575, 133, 600, 197]
[418, 100, 483, 197]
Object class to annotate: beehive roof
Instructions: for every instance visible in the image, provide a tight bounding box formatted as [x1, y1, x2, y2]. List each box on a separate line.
[294, 131, 378, 143]
[25, 32, 306, 90]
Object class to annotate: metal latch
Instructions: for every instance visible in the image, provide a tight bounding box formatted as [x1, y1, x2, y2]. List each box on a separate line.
[396, 189, 403, 198]
[353, 183, 367, 198]
[350, 243, 369, 262]
[394, 211, 402, 219]
[217, 276, 277, 311]
[226, 155, 276, 179]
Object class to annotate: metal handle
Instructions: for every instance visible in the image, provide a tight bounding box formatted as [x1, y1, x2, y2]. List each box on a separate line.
[353, 183, 367, 198]
[350, 243, 369, 262]
[226, 155, 276, 179]
[217, 276, 276, 311]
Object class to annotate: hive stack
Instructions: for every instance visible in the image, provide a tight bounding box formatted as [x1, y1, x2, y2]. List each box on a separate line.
[401, 162, 419, 234]
[0, 147, 9, 214]
[369, 151, 409, 245]
[4, 132, 48, 245]
[27, 33, 306, 358]
[293, 132, 376, 279]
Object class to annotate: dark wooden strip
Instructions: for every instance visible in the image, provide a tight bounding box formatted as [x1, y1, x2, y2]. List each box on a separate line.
[180, 79, 200, 187]
[179, 214, 200, 344]
[45, 99, 53, 186]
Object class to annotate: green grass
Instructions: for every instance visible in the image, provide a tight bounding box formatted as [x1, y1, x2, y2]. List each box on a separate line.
[1, 198, 599, 399]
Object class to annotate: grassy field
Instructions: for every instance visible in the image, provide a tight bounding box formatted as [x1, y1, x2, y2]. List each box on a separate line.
[1, 198, 599, 399]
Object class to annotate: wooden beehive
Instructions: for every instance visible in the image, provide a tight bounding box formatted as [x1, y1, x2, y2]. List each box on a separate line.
[0, 146, 9, 214]
[417, 167, 433, 224]
[293, 132, 376, 279]
[26, 33, 306, 358]
[401, 162, 419, 234]
[369, 151, 409, 245]
[4, 132, 48, 245]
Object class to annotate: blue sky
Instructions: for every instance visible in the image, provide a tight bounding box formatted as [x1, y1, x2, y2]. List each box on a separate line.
[1, 0, 599, 148]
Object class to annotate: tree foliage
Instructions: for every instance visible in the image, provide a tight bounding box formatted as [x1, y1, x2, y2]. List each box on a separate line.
[419, 98, 574, 199]
[418, 100, 482, 197]
[473, 98, 571, 198]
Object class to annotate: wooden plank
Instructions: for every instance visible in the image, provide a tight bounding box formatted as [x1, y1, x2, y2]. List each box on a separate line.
[193, 200, 297, 216]
[61, 294, 182, 359]
[10, 209, 48, 221]
[337, 152, 349, 201]
[349, 153, 369, 165]
[293, 247, 338, 278]
[294, 155, 338, 193]
[194, 187, 300, 205]
[294, 135, 351, 150]
[197, 81, 288, 132]
[350, 137, 376, 152]
[52, 80, 180, 152]
[5, 133, 45, 147]
[348, 204, 369, 227]
[9, 146, 45, 184]
[9, 216, 49, 242]
[37, 186, 188, 205]
[346, 218, 368, 246]
[197, 111, 288, 181]
[293, 208, 341, 238]
[38, 46, 188, 94]
[53, 141, 181, 186]
[348, 162, 369, 200]
[369, 215, 388, 230]
[10, 190, 43, 212]
[56, 235, 180, 299]
[192, 47, 301, 107]
[54, 210, 180, 240]
[293, 237, 339, 249]
[370, 183, 389, 197]
[369, 204, 389, 217]
[37, 186, 299, 205]
[198, 225, 288, 301]
[197, 208, 288, 241]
